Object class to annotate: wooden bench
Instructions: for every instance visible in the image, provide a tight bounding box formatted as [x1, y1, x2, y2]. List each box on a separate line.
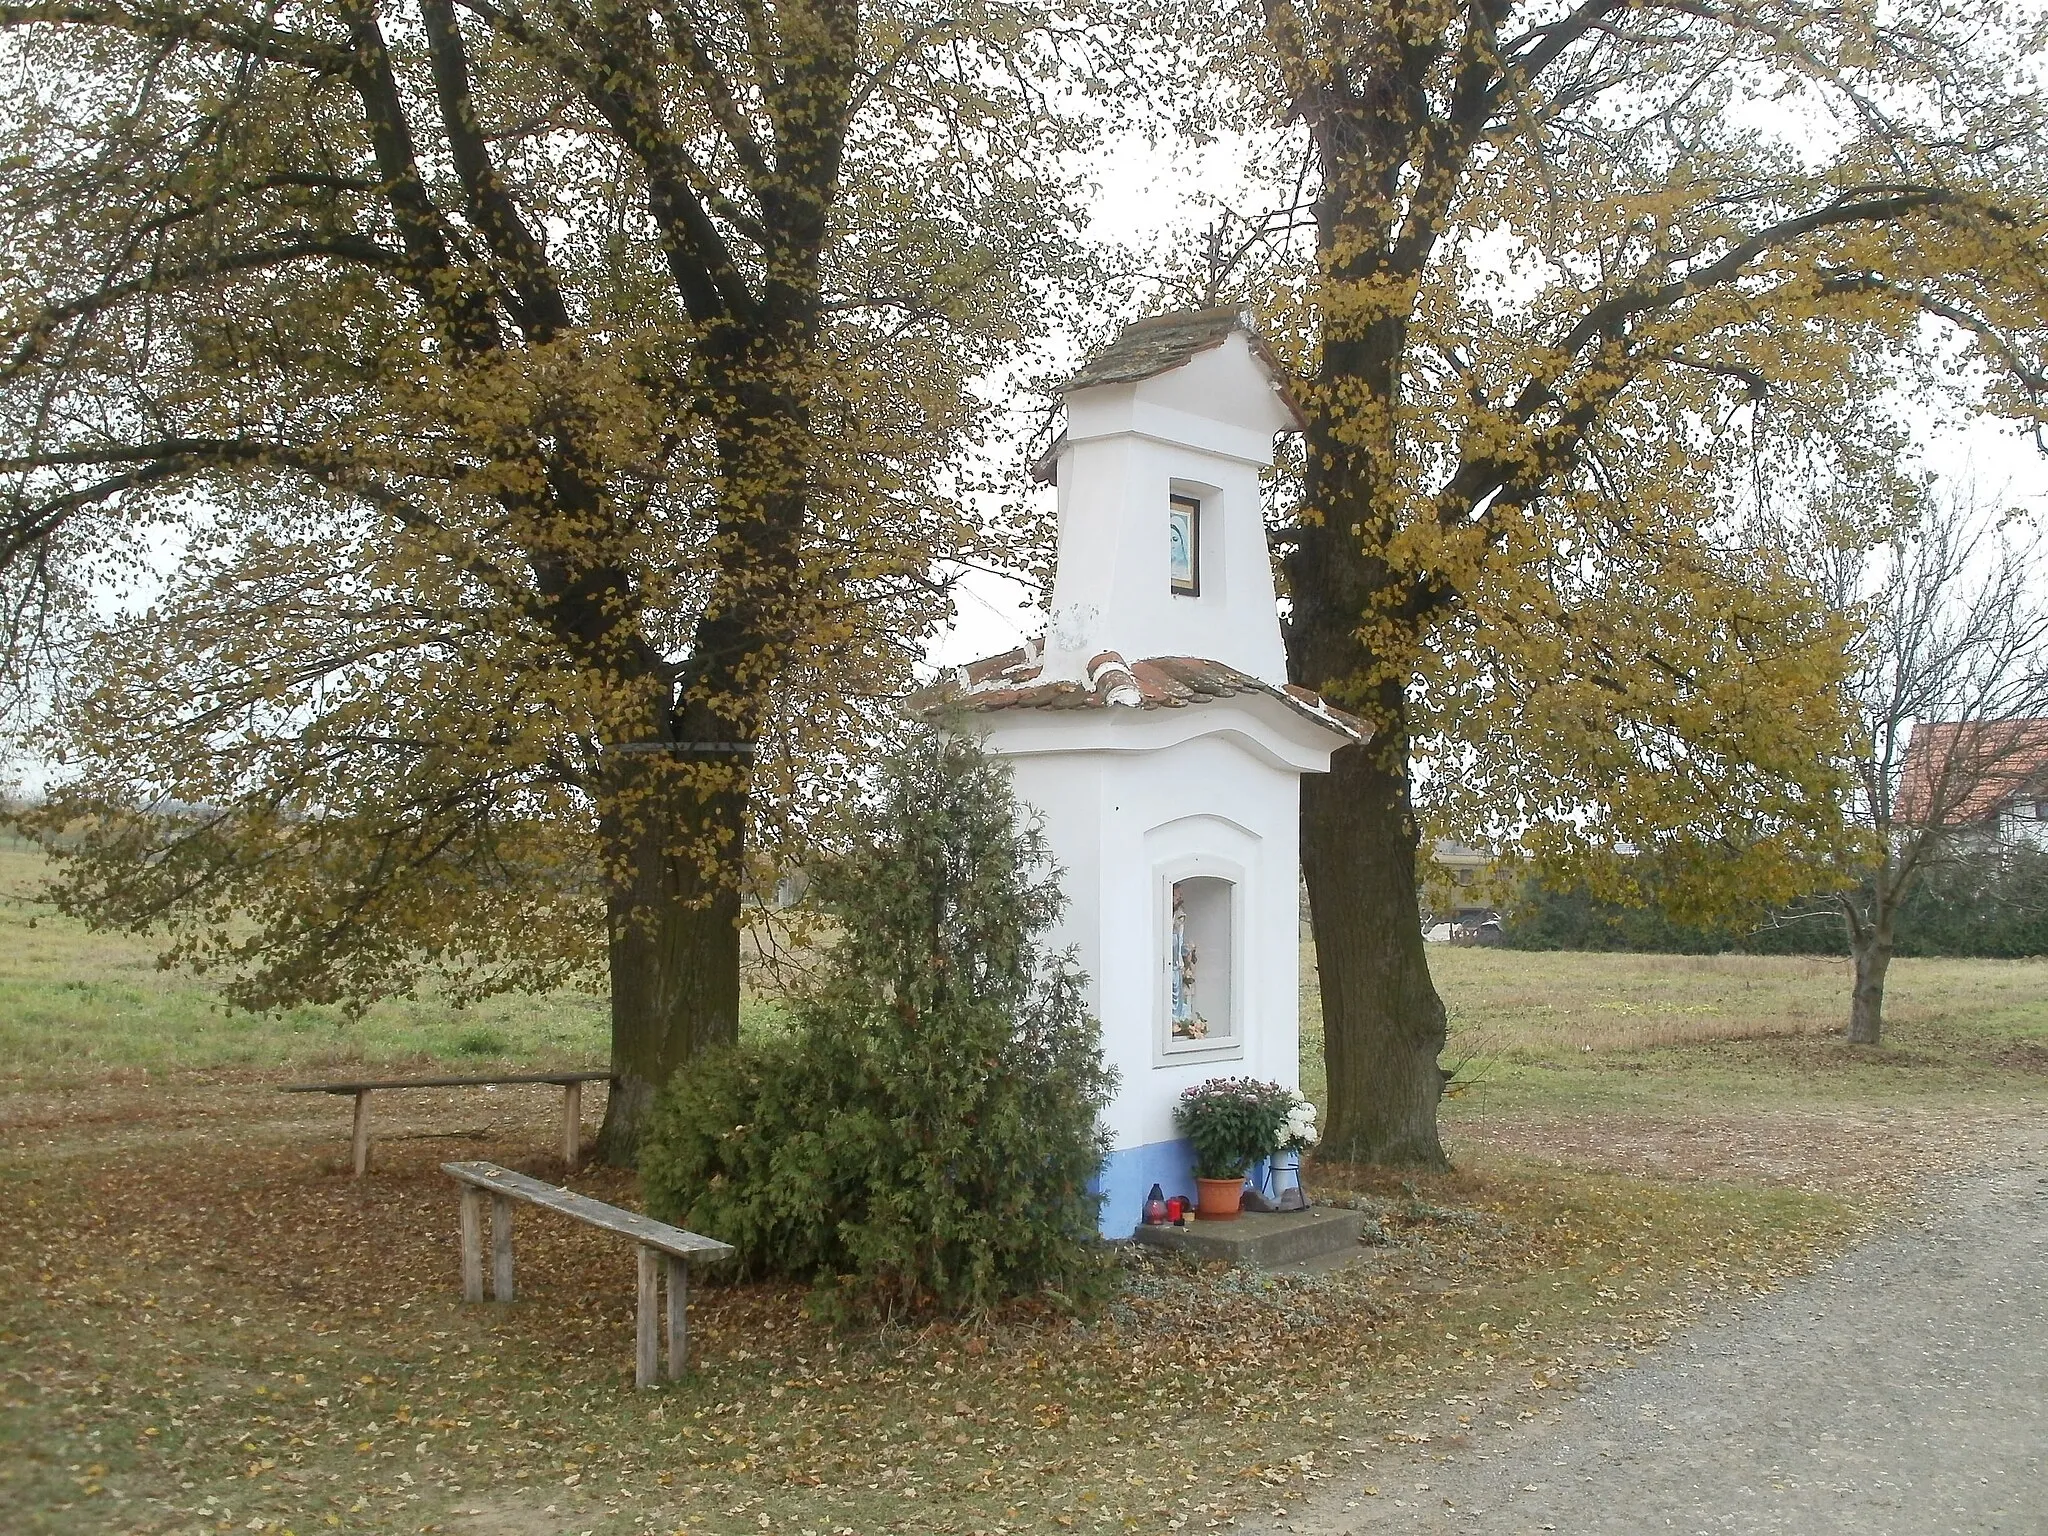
[282, 1070, 612, 1177]
[441, 1161, 734, 1386]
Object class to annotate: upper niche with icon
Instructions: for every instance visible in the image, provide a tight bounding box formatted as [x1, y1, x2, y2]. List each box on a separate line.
[1168, 493, 1201, 596]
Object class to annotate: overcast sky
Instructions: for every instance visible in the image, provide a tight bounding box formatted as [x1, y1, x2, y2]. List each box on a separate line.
[925, 138, 2048, 676]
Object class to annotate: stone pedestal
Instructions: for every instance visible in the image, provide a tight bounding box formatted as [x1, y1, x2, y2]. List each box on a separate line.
[1129, 1206, 1366, 1270]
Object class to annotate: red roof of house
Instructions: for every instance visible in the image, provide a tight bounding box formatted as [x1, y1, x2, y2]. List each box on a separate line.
[1893, 718, 2048, 825]
[938, 645, 1370, 744]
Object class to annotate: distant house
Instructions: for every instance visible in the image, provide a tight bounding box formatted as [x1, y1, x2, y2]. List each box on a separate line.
[1894, 718, 2048, 851]
[1420, 840, 1503, 942]
[1431, 840, 1491, 890]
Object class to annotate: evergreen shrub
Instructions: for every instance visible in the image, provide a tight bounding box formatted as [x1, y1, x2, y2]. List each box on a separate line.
[639, 725, 1116, 1318]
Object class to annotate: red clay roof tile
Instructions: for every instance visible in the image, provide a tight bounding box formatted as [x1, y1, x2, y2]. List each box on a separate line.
[1894, 718, 2048, 826]
[937, 645, 1370, 744]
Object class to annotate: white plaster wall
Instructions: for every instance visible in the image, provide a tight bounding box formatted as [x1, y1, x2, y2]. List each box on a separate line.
[1040, 335, 1292, 687]
[1006, 748, 1106, 989]
[1004, 728, 1303, 1158]
[2000, 809, 2048, 851]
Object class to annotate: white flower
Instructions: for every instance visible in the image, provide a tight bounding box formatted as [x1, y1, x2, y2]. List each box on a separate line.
[1275, 1095, 1322, 1150]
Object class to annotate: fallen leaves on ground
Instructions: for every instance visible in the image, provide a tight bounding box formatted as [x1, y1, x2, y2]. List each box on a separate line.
[0, 1071, 1977, 1536]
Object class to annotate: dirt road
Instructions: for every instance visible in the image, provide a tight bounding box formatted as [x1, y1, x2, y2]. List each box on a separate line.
[1262, 1125, 2048, 1535]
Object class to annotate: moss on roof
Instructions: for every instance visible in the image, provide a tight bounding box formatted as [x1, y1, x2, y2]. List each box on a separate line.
[1065, 308, 1246, 390]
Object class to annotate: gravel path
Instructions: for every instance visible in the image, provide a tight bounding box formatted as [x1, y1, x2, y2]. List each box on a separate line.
[1268, 1126, 2048, 1536]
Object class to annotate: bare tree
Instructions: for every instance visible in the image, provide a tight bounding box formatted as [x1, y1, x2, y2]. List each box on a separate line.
[1834, 492, 2048, 1045]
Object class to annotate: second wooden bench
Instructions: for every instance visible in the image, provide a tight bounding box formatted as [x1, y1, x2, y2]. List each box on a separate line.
[283, 1070, 612, 1176]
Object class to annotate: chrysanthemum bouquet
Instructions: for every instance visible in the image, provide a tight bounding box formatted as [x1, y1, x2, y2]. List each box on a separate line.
[1274, 1090, 1320, 1155]
[1176, 1078, 1320, 1179]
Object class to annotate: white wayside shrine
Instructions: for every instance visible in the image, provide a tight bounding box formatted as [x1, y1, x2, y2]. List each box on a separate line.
[949, 310, 1368, 1237]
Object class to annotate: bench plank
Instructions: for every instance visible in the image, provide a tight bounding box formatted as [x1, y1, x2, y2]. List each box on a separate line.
[284, 1070, 612, 1095]
[439, 1162, 734, 1262]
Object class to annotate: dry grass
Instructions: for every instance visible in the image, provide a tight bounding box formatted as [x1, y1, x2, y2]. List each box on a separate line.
[7, 849, 2048, 1533]
[1431, 945, 2048, 1055]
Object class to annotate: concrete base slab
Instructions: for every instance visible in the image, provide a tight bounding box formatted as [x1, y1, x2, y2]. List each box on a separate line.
[1128, 1206, 1365, 1270]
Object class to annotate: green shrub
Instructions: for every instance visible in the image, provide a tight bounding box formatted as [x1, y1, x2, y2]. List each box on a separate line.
[640, 725, 1116, 1318]
[452, 1026, 507, 1056]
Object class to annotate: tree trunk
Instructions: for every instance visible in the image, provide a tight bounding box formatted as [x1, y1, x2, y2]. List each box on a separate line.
[1300, 738, 1450, 1168]
[1282, 216, 1451, 1166]
[1846, 922, 1892, 1045]
[594, 760, 748, 1165]
[590, 355, 813, 1164]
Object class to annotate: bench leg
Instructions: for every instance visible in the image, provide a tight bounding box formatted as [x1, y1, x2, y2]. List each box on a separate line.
[665, 1255, 689, 1378]
[350, 1089, 372, 1177]
[635, 1245, 660, 1389]
[561, 1081, 582, 1172]
[490, 1195, 515, 1301]
[458, 1188, 484, 1303]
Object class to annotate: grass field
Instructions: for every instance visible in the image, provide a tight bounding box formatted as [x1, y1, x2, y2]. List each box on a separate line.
[0, 845, 782, 1084]
[17, 836, 2048, 1095]
[1299, 941, 2048, 1118]
[5, 845, 2046, 1536]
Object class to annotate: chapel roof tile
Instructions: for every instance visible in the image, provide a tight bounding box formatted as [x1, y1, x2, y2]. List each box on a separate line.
[1032, 311, 1306, 483]
[937, 645, 1370, 744]
[1065, 308, 1249, 390]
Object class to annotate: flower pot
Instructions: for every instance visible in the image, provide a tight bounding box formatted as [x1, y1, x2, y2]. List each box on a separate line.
[1195, 1176, 1245, 1221]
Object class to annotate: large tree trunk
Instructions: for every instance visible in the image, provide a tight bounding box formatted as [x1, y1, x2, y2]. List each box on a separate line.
[1846, 922, 1893, 1045]
[593, 741, 751, 1165]
[1283, 182, 1452, 1166]
[1300, 736, 1450, 1167]
[598, 894, 742, 1163]
[596, 837, 744, 1164]
[590, 363, 812, 1164]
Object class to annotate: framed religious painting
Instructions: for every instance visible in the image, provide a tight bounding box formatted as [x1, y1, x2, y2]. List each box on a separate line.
[1168, 492, 1201, 596]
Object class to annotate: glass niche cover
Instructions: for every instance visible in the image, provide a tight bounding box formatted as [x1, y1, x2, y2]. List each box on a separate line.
[1168, 876, 1235, 1045]
[1168, 493, 1201, 596]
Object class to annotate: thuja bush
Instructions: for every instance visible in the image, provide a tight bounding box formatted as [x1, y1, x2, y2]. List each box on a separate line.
[640, 725, 1115, 1318]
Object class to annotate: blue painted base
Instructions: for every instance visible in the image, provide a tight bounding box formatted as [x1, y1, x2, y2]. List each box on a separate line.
[1094, 1137, 1198, 1237]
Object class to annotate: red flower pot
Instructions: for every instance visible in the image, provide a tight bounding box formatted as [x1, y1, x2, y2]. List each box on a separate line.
[1195, 1176, 1245, 1221]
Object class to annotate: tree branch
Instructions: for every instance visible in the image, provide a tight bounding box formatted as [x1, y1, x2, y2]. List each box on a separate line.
[419, 0, 572, 343]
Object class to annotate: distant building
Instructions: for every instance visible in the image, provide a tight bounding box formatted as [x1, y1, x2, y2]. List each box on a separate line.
[1894, 718, 2048, 851]
[1420, 840, 1502, 941]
